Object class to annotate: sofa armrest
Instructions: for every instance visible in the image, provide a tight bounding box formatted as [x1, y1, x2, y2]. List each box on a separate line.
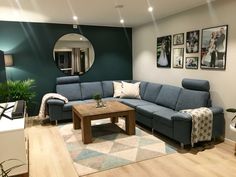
[171, 112, 192, 121]
[47, 99, 65, 106]
[208, 106, 223, 115]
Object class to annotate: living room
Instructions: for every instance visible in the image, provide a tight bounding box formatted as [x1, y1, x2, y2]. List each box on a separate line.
[0, 0, 236, 177]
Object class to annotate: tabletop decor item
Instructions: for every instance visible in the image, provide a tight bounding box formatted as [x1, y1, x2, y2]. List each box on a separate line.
[93, 93, 105, 108]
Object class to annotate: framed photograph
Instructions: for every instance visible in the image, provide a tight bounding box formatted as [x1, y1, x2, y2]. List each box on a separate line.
[200, 25, 228, 70]
[186, 30, 200, 53]
[173, 48, 184, 68]
[185, 57, 198, 69]
[173, 33, 184, 45]
[157, 35, 171, 68]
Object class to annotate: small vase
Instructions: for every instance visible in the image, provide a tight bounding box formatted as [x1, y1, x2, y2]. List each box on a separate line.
[96, 99, 105, 108]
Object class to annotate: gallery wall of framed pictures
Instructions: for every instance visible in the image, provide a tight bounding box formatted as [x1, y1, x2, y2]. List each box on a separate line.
[156, 24, 228, 70]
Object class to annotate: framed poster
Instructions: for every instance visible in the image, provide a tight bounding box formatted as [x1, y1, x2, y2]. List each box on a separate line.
[173, 33, 184, 46]
[186, 30, 200, 53]
[157, 35, 171, 68]
[200, 25, 228, 70]
[185, 57, 198, 69]
[173, 48, 184, 68]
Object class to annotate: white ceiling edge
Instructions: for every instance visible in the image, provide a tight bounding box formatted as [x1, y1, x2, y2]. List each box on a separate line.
[0, 0, 216, 28]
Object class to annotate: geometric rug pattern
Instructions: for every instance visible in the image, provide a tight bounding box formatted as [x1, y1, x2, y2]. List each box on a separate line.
[58, 119, 176, 176]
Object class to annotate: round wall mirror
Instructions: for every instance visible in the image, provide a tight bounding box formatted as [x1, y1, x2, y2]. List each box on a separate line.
[53, 33, 95, 75]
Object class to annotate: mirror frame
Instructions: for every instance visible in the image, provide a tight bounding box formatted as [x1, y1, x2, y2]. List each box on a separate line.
[53, 33, 95, 76]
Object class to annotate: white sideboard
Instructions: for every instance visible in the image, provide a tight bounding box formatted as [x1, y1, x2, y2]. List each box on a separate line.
[0, 102, 28, 177]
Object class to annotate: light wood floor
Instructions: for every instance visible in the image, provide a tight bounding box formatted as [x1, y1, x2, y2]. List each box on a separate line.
[26, 119, 236, 177]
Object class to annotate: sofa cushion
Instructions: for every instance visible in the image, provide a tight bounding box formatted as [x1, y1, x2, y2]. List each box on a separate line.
[175, 89, 210, 111]
[120, 81, 141, 99]
[120, 99, 154, 108]
[81, 82, 103, 100]
[102, 81, 114, 97]
[153, 108, 177, 127]
[63, 100, 84, 111]
[131, 81, 148, 99]
[136, 104, 167, 117]
[113, 81, 122, 98]
[56, 83, 82, 101]
[182, 78, 210, 91]
[142, 83, 162, 103]
[155, 85, 181, 110]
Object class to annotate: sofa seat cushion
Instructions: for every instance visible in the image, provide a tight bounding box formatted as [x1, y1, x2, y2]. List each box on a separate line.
[136, 104, 167, 117]
[155, 85, 181, 110]
[153, 108, 177, 127]
[102, 97, 121, 102]
[63, 101, 84, 111]
[120, 99, 153, 108]
[81, 82, 103, 100]
[175, 89, 209, 111]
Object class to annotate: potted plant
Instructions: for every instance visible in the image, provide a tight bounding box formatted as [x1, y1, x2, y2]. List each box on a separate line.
[93, 93, 105, 108]
[0, 79, 36, 111]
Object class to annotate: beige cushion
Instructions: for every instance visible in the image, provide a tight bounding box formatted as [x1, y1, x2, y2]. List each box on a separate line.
[120, 81, 141, 99]
[113, 81, 122, 97]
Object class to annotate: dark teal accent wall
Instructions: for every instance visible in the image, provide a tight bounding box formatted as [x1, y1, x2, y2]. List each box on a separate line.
[0, 21, 132, 115]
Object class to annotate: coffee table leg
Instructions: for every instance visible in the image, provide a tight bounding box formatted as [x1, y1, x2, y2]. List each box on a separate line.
[111, 117, 118, 123]
[81, 118, 92, 144]
[125, 110, 135, 135]
[73, 111, 81, 129]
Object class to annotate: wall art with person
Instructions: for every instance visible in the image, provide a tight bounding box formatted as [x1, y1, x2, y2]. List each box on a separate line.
[157, 35, 171, 68]
[173, 48, 184, 68]
[186, 30, 200, 53]
[201, 25, 228, 70]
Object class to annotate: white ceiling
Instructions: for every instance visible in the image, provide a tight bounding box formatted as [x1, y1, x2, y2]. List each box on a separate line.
[0, 0, 215, 27]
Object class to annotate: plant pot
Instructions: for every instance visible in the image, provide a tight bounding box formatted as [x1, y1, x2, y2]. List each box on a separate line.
[96, 99, 105, 108]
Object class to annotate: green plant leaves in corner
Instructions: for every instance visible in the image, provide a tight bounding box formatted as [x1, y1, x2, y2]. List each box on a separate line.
[0, 79, 36, 108]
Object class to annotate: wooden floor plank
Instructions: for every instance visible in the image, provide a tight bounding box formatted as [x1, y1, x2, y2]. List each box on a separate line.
[26, 118, 236, 177]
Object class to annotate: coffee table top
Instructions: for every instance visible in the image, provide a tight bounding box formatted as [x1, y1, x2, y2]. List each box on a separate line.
[72, 101, 134, 117]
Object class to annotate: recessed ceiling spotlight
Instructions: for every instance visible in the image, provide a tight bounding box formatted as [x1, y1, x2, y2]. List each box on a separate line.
[73, 16, 78, 21]
[148, 6, 153, 12]
[120, 19, 124, 24]
[80, 37, 83, 40]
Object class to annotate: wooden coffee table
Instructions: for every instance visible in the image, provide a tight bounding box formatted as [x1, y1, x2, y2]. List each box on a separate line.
[72, 101, 135, 144]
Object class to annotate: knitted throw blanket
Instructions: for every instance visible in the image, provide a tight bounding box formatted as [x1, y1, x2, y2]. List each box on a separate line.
[38, 93, 68, 119]
[180, 107, 213, 146]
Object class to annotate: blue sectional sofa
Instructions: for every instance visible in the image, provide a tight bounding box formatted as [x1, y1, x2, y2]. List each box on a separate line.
[47, 76, 225, 147]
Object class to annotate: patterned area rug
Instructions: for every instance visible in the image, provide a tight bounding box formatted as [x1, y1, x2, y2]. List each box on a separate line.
[58, 119, 176, 176]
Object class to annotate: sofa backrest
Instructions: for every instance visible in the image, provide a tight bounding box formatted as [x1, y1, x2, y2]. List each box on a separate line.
[142, 82, 162, 103]
[175, 78, 210, 111]
[155, 85, 182, 110]
[81, 82, 103, 100]
[102, 81, 114, 97]
[175, 89, 210, 111]
[56, 76, 82, 101]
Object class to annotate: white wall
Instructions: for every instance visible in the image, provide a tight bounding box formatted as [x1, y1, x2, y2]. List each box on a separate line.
[133, 0, 236, 141]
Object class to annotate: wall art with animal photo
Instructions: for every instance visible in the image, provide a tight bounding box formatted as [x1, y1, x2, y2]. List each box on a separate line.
[200, 25, 228, 70]
[157, 35, 171, 68]
[185, 57, 198, 69]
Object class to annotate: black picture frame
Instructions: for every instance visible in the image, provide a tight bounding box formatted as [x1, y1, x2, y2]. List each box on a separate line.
[185, 57, 198, 69]
[173, 33, 184, 46]
[173, 48, 184, 68]
[186, 30, 200, 53]
[200, 25, 228, 70]
[157, 35, 171, 68]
